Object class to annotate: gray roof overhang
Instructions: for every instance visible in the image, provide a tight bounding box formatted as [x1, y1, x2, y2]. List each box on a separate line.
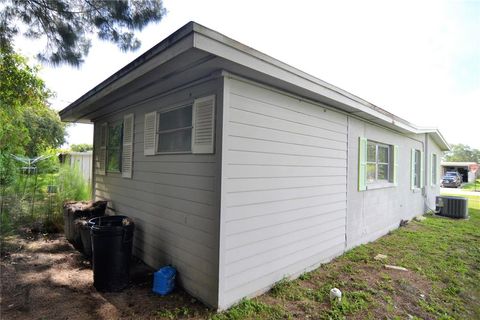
[59, 22, 450, 151]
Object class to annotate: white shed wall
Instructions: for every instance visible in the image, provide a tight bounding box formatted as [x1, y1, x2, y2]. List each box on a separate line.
[219, 77, 348, 309]
[92, 79, 222, 307]
[346, 118, 425, 249]
[68, 152, 92, 185]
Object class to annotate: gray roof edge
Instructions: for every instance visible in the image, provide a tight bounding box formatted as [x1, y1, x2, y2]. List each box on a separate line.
[59, 21, 450, 151]
[420, 129, 450, 151]
[59, 21, 197, 117]
[441, 161, 477, 166]
[192, 23, 450, 141]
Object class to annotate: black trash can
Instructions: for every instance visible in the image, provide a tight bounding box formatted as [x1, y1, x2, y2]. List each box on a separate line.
[76, 219, 92, 258]
[89, 215, 135, 292]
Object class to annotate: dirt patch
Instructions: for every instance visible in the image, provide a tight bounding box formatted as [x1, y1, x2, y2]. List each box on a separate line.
[1, 231, 212, 320]
[253, 256, 436, 320]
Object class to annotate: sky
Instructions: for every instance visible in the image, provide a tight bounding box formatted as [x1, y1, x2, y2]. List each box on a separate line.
[13, 0, 480, 149]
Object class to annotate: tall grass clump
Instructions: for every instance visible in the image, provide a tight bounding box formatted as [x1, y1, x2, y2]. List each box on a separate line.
[56, 163, 91, 202]
[1, 156, 92, 235]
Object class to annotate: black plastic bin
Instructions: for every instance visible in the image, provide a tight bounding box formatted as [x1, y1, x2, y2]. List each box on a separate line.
[89, 215, 135, 292]
[76, 219, 92, 258]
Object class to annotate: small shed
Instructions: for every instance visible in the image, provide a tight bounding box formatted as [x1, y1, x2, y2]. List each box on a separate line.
[441, 161, 478, 183]
[59, 22, 450, 310]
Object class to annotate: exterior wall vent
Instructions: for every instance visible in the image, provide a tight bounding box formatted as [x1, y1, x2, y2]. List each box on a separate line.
[435, 196, 469, 219]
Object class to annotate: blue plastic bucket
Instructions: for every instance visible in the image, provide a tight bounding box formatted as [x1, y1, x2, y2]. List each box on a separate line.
[153, 266, 176, 295]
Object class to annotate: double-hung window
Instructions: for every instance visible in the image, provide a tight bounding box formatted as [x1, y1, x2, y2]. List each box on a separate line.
[95, 114, 134, 178]
[107, 121, 123, 172]
[358, 138, 398, 191]
[143, 95, 216, 156]
[413, 149, 421, 187]
[410, 148, 424, 189]
[367, 142, 390, 183]
[157, 105, 193, 153]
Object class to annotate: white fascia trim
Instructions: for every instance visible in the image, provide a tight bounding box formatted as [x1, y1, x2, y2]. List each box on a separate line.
[192, 26, 448, 143]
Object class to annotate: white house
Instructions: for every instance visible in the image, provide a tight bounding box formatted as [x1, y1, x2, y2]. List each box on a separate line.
[59, 22, 450, 310]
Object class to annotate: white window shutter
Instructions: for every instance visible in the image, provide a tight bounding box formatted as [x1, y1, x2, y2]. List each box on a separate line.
[97, 123, 107, 176]
[192, 95, 215, 154]
[122, 113, 134, 178]
[144, 111, 157, 156]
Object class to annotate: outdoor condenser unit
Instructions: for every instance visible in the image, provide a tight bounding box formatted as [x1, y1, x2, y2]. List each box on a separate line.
[435, 196, 469, 219]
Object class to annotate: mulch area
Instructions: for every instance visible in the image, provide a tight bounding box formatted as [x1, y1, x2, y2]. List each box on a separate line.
[0, 230, 212, 320]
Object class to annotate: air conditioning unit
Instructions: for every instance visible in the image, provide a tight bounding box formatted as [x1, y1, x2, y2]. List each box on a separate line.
[435, 196, 469, 219]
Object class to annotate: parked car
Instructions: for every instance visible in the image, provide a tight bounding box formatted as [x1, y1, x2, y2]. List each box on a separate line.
[441, 171, 462, 188]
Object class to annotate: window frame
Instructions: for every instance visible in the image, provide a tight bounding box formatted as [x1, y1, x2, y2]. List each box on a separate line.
[106, 120, 123, 173]
[155, 104, 194, 154]
[366, 140, 393, 185]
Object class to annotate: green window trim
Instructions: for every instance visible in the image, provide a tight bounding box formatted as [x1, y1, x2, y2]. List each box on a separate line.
[431, 153, 438, 186]
[358, 137, 367, 191]
[358, 137, 398, 191]
[393, 145, 399, 186]
[420, 151, 425, 188]
[411, 148, 424, 190]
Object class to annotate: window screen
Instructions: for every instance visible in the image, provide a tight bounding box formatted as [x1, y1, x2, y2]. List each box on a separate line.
[157, 105, 193, 153]
[366, 141, 391, 183]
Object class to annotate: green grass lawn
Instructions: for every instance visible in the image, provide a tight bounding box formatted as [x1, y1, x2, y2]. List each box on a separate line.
[214, 195, 480, 320]
[462, 179, 480, 192]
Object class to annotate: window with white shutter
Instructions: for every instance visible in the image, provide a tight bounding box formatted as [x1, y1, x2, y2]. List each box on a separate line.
[143, 95, 216, 155]
[122, 114, 134, 178]
[192, 95, 215, 154]
[96, 123, 107, 175]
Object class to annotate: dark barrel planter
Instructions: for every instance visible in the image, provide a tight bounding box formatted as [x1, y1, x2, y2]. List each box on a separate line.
[63, 201, 107, 248]
[89, 215, 135, 292]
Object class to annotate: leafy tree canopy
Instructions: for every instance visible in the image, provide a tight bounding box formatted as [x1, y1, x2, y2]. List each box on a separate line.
[70, 144, 93, 152]
[1, 0, 166, 66]
[0, 47, 67, 159]
[444, 144, 480, 163]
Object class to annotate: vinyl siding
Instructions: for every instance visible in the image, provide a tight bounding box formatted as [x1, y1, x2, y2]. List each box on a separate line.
[92, 79, 221, 307]
[219, 77, 348, 308]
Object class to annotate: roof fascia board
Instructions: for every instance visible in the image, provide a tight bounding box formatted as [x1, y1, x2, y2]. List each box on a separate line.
[191, 23, 377, 108]
[60, 24, 196, 120]
[441, 162, 477, 166]
[192, 27, 422, 134]
[429, 131, 450, 151]
[192, 26, 450, 151]
[59, 21, 450, 151]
